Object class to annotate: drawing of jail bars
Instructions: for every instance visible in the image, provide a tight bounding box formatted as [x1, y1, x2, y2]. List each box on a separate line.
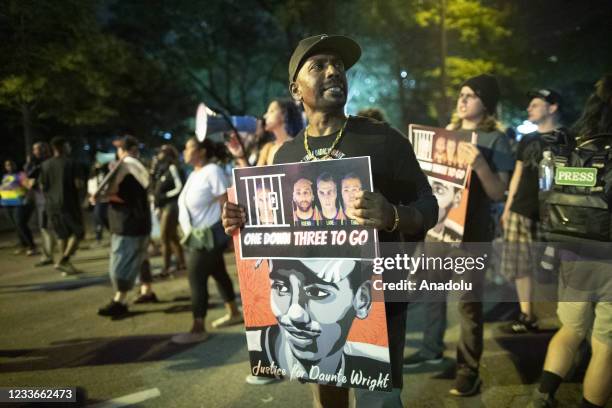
[241, 174, 291, 227]
[410, 128, 435, 162]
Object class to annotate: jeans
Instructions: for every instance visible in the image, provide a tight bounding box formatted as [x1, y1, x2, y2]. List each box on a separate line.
[354, 388, 403, 408]
[418, 281, 484, 373]
[420, 301, 447, 358]
[6, 205, 35, 249]
[110, 234, 149, 292]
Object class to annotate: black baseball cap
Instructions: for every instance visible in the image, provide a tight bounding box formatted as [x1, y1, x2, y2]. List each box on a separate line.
[527, 88, 562, 105]
[288, 34, 361, 83]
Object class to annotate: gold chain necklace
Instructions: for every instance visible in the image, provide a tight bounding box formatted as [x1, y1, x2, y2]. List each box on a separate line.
[303, 116, 349, 160]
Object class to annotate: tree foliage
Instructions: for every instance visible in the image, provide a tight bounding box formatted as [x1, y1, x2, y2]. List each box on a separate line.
[352, 0, 514, 126]
[1, 1, 125, 125]
[1, 0, 611, 162]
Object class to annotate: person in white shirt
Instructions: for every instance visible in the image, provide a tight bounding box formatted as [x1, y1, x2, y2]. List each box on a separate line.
[171, 137, 243, 344]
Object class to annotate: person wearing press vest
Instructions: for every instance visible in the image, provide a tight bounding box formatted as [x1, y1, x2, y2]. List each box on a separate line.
[500, 89, 566, 334]
[528, 74, 612, 408]
[223, 34, 438, 408]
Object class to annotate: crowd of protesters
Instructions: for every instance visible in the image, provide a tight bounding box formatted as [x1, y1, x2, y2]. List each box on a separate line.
[1, 37, 611, 407]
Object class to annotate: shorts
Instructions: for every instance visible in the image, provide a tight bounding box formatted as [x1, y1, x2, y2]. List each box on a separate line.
[557, 258, 612, 346]
[49, 210, 84, 240]
[501, 211, 539, 280]
[557, 301, 612, 346]
[109, 234, 149, 292]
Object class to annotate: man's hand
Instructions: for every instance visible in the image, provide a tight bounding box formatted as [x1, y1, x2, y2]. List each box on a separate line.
[458, 143, 486, 170]
[222, 201, 246, 235]
[351, 191, 395, 230]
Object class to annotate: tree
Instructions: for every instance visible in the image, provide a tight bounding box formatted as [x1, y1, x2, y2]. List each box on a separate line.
[0, 1, 132, 155]
[356, 0, 513, 127]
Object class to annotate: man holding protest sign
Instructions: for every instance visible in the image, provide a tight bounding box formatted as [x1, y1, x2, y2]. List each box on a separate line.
[223, 34, 438, 407]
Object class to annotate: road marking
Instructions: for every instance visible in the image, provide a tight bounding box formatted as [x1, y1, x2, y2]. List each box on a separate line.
[89, 388, 161, 408]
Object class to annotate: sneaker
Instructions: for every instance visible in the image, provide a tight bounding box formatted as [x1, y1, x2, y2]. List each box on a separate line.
[26, 248, 38, 256]
[171, 331, 210, 344]
[403, 351, 444, 368]
[133, 292, 159, 304]
[527, 389, 557, 408]
[500, 313, 539, 334]
[211, 314, 244, 329]
[157, 269, 173, 280]
[449, 367, 481, 397]
[245, 374, 281, 385]
[98, 301, 128, 317]
[56, 260, 81, 276]
[35, 258, 54, 267]
[13, 248, 25, 255]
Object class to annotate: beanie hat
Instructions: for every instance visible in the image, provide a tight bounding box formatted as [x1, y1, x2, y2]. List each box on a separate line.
[461, 74, 500, 115]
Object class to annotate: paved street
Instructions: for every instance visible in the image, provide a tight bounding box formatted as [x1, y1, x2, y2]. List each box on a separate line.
[0, 234, 606, 408]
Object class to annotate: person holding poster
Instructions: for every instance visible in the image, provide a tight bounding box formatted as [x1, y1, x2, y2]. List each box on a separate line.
[224, 34, 438, 407]
[441, 74, 514, 396]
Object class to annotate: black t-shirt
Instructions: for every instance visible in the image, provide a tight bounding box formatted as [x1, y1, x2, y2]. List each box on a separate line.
[40, 156, 82, 214]
[462, 129, 515, 242]
[510, 132, 545, 220]
[108, 172, 152, 237]
[274, 116, 438, 389]
[273, 116, 438, 242]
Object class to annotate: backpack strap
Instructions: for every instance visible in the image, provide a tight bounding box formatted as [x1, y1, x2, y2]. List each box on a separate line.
[591, 151, 609, 169]
[554, 155, 568, 167]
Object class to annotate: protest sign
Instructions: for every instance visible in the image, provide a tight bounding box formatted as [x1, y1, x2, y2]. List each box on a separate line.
[232, 157, 378, 259]
[408, 124, 477, 242]
[229, 157, 392, 391]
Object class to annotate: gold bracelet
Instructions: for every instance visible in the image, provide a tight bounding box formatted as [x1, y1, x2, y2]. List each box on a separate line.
[384, 205, 400, 232]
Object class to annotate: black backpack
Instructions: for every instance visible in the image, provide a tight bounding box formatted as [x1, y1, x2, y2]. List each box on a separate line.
[539, 132, 612, 243]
